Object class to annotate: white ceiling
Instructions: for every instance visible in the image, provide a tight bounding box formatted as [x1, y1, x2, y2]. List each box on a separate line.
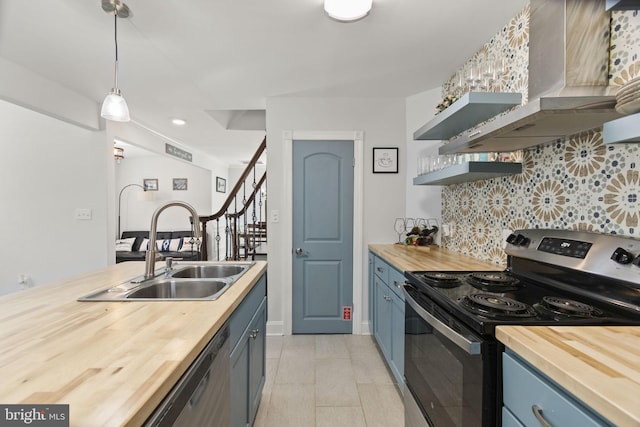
[0, 0, 528, 164]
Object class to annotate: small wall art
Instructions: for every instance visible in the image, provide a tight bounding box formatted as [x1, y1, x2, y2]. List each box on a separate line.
[216, 176, 227, 193]
[373, 147, 398, 173]
[143, 178, 158, 191]
[173, 178, 188, 191]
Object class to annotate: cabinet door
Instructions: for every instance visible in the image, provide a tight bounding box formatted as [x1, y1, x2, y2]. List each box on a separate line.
[230, 329, 249, 427]
[374, 276, 391, 361]
[248, 299, 267, 425]
[390, 290, 404, 387]
[368, 252, 375, 331]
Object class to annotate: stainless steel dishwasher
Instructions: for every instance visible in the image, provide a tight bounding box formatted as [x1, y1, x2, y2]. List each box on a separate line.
[144, 323, 230, 426]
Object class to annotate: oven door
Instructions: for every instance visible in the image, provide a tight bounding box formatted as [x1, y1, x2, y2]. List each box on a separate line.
[404, 285, 497, 427]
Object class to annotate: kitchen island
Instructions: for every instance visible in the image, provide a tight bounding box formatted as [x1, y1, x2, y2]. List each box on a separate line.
[0, 260, 267, 427]
[497, 325, 640, 427]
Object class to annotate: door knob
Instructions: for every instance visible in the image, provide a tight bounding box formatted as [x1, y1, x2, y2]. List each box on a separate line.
[295, 248, 304, 255]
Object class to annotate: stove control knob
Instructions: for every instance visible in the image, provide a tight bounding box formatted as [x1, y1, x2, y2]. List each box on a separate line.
[611, 247, 633, 264]
[513, 234, 530, 247]
[506, 233, 518, 244]
[632, 254, 640, 267]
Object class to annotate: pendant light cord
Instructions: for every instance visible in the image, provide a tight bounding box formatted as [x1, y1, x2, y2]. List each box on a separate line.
[113, 11, 119, 90]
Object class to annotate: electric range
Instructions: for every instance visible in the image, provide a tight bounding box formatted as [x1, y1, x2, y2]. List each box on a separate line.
[403, 229, 640, 427]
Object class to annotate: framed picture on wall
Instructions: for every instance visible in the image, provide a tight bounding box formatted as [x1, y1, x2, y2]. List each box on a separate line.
[373, 147, 398, 173]
[216, 176, 226, 193]
[173, 178, 188, 191]
[143, 178, 158, 191]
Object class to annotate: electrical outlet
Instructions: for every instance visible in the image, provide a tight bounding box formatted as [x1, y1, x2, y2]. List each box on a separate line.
[442, 224, 450, 237]
[74, 208, 92, 220]
[270, 210, 280, 223]
[18, 274, 30, 289]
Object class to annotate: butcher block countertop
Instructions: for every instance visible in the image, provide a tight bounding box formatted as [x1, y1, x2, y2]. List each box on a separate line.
[0, 260, 267, 427]
[368, 243, 503, 272]
[496, 326, 640, 427]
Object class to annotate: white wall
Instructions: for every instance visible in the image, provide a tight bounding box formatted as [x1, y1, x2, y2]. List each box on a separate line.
[115, 155, 213, 234]
[0, 100, 109, 295]
[265, 97, 406, 335]
[405, 87, 444, 242]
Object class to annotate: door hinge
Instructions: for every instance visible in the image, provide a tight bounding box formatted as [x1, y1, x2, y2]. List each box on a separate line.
[353, 157, 355, 167]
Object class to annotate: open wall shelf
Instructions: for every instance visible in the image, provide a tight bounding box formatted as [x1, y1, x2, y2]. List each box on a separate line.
[413, 92, 522, 141]
[413, 161, 522, 186]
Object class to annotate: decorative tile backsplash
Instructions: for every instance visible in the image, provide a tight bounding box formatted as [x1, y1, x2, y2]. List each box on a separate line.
[610, 10, 640, 86]
[439, 6, 640, 265]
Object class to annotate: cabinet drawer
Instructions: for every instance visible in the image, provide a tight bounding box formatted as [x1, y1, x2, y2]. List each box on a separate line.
[373, 256, 389, 284]
[503, 352, 610, 427]
[230, 275, 267, 351]
[388, 268, 405, 300]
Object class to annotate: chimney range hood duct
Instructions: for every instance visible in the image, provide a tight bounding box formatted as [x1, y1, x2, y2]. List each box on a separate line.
[439, 0, 623, 154]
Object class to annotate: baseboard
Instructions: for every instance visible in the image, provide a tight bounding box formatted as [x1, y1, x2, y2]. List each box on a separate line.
[266, 320, 284, 336]
[360, 320, 372, 335]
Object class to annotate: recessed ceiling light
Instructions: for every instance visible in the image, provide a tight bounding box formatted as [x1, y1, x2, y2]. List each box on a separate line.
[172, 118, 186, 126]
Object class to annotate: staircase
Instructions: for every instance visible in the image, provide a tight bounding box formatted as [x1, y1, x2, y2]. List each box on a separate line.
[198, 137, 267, 261]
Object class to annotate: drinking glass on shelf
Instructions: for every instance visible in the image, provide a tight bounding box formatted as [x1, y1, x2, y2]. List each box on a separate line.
[394, 218, 407, 243]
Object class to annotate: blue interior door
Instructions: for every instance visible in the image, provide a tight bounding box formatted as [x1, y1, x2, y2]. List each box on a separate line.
[292, 140, 354, 334]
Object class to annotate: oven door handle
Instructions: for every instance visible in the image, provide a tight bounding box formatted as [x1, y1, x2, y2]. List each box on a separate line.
[404, 286, 482, 355]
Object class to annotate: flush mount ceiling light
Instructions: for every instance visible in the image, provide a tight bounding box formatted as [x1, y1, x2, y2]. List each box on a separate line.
[324, 0, 372, 22]
[172, 118, 187, 126]
[100, 0, 131, 122]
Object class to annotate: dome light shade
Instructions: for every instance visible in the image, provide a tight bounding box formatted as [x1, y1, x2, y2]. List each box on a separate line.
[101, 89, 130, 122]
[101, 2, 131, 122]
[324, 0, 372, 22]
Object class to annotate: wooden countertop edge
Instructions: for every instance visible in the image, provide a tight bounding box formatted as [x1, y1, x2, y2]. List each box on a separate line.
[496, 325, 640, 427]
[368, 243, 503, 272]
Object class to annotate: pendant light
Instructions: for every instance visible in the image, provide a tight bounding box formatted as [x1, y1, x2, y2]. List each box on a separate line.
[101, 0, 131, 122]
[324, 0, 372, 22]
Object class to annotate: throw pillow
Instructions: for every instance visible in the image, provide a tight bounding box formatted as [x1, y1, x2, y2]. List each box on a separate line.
[115, 237, 136, 252]
[157, 238, 182, 252]
[138, 238, 150, 252]
[180, 237, 201, 252]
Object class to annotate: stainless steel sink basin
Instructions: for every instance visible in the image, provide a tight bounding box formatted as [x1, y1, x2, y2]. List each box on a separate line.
[78, 261, 254, 301]
[170, 264, 248, 279]
[126, 279, 229, 299]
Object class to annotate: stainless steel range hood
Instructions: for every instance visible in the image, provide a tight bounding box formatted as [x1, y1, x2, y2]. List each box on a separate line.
[438, 0, 623, 154]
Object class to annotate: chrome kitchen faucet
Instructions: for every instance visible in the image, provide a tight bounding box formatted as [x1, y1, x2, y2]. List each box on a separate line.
[144, 201, 201, 279]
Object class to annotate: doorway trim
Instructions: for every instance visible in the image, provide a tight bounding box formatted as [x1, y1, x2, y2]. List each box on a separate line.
[282, 130, 364, 335]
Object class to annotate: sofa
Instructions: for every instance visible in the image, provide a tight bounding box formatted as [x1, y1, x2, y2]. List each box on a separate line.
[115, 230, 202, 263]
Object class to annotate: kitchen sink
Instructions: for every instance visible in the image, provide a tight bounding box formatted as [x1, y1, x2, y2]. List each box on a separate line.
[126, 279, 229, 299]
[78, 261, 254, 301]
[170, 264, 248, 279]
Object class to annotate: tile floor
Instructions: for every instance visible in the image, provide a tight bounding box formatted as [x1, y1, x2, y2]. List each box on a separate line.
[253, 334, 404, 427]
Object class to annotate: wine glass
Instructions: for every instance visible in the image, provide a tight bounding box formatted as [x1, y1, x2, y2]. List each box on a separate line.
[394, 218, 407, 243]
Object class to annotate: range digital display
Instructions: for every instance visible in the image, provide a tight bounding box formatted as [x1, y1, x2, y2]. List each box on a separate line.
[537, 237, 592, 259]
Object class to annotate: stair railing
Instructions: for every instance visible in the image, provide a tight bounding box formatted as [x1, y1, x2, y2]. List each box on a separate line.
[198, 136, 267, 260]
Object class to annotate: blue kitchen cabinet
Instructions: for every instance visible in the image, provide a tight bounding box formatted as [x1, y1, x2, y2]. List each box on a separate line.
[502, 349, 613, 427]
[230, 274, 267, 427]
[370, 251, 405, 388]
